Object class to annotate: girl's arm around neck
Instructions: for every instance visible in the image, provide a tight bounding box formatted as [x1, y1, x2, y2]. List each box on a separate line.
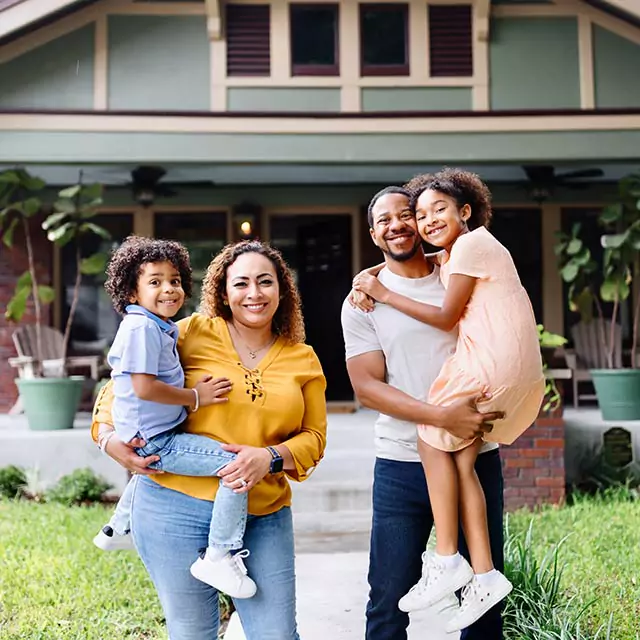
[382, 273, 477, 332]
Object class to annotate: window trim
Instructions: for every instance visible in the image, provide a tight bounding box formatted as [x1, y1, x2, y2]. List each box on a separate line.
[290, 3, 340, 77]
[359, 3, 410, 77]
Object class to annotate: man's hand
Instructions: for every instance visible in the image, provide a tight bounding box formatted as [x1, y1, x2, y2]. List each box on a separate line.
[436, 394, 505, 441]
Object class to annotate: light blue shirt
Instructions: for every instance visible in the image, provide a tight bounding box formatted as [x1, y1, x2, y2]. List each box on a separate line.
[108, 304, 187, 443]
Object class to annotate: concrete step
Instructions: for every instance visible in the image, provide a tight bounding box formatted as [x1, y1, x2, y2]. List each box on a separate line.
[291, 481, 372, 513]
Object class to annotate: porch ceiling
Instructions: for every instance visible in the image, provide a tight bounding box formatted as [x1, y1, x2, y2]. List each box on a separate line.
[1, 162, 636, 187]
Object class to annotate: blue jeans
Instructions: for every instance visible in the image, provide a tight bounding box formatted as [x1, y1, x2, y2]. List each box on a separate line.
[129, 475, 300, 640]
[366, 450, 504, 640]
[109, 429, 246, 550]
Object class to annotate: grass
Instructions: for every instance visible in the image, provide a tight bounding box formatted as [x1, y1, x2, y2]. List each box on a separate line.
[1, 493, 639, 639]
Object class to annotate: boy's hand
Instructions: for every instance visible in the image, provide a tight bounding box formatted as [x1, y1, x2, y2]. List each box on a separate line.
[348, 288, 375, 313]
[194, 375, 233, 407]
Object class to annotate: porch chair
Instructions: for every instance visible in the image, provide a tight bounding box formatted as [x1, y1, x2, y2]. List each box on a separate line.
[8, 326, 103, 412]
[565, 319, 622, 409]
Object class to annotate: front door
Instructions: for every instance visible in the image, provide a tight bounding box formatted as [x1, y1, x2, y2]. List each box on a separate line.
[269, 214, 354, 402]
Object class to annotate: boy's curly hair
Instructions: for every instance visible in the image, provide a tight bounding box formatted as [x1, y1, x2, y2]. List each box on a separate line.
[105, 235, 193, 314]
[200, 241, 305, 344]
[404, 168, 493, 229]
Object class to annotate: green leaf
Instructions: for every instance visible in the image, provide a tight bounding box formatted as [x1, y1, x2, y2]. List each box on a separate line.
[601, 232, 628, 249]
[553, 241, 567, 256]
[1, 217, 19, 247]
[37, 285, 56, 305]
[16, 271, 32, 290]
[53, 198, 76, 215]
[571, 222, 582, 238]
[566, 238, 582, 255]
[80, 252, 107, 275]
[0, 171, 20, 185]
[561, 262, 579, 283]
[79, 222, 111, 240]
[82, 183, 103, 200]
[47, 222, 75, 246]
[42, 211, 70, 231]
[573, 248, 591, 266]
[600, 277, 630, 302]
[58, 185, 81, 199]
[600, 204, 622, 224]
[22, 197, 41, 218]
[5, 287, 29, 322]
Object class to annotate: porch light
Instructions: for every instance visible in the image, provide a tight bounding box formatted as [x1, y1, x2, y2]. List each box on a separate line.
[232, 202, 261, 241]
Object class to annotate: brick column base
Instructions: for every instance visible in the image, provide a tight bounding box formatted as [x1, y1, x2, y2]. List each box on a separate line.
[500, 410, 565, 511]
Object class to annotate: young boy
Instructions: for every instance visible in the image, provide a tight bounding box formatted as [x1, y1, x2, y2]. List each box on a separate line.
[93, 236, 256, 599]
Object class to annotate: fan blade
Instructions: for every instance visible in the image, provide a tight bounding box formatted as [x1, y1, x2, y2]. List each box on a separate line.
[522, 165, 555, 183]
[131, 165, 167, 186]
[556, 168, 604, 181]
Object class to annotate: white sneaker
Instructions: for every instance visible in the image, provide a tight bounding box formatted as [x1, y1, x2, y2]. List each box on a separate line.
[399, 551, 474, 612]
[93, 525, 135, 551]
[190, 549, 257, 599]
[445, 572, 513, 633]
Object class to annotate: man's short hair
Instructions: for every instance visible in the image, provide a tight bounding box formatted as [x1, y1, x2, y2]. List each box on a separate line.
[367, 186, 412, 228]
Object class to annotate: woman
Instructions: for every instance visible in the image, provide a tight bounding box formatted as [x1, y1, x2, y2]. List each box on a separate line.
[91, 240, 327, 640]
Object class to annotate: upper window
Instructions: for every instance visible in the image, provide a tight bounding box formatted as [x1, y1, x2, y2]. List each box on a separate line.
[290, 4, 339, 76]
[226, 4, 271, 77]
[360, 3, 409, 76]
[428, 4, 473, 77]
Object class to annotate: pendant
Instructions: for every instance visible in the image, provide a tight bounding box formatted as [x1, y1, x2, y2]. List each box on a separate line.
[248, 351, 257, 359]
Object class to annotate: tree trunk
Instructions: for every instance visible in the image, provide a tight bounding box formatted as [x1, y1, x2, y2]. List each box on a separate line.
[608, 296, 619, 370]
[61, 242, 82, 375]
[22, 217, 43, 376]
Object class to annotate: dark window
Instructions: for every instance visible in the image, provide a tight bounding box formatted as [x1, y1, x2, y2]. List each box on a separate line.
[155, 212, 228, 317]
[428, 4, 473, 77]
[360, 3, 409, 76]
[60, 214, 133, 352]
[226, 4, 271, 77]
[290, 4, 339, 76]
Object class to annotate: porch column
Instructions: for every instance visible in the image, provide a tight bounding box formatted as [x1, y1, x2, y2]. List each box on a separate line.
[542, 203, 564, 335]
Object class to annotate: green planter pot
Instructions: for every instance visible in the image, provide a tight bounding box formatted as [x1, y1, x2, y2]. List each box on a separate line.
[16, 376, 85, 430]
[590, 369, 640, 421]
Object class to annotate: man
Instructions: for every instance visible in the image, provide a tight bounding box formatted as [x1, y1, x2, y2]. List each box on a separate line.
[341, 185, 505, 639]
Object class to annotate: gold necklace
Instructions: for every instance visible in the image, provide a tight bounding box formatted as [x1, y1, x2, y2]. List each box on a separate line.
[229, 323, 276, 359]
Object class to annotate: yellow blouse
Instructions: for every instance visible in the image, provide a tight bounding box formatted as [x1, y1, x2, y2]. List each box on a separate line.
[92, 314, 327, 515]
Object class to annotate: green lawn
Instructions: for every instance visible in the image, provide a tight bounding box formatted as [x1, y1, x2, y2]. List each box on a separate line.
[1, 497, 639, 639]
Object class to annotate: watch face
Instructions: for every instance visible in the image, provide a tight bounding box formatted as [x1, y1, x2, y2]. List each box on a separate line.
[271, 458, 284, 473]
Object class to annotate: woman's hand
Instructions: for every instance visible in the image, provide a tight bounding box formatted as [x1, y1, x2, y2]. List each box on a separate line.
[353, 272, 390, 303]
[218, 445, 272, 494]
[348, 287, 375, 312]
[100, 425, 162, 475]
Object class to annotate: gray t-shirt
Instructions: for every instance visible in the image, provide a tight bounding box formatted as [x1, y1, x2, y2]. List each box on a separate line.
[341, 264, 497, 462]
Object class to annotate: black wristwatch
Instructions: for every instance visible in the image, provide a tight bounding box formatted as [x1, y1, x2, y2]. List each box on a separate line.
[266, 446, 284, 473]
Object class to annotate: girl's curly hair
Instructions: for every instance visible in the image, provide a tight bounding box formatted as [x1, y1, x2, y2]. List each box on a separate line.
[105, 235, 193, 314]
[405, 168, 493, 230]
[200, 241, 305, 344]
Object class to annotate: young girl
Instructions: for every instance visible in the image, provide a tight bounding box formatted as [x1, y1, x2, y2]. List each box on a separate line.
[93, 236, 257, 600]
[352, 169, 544, 632]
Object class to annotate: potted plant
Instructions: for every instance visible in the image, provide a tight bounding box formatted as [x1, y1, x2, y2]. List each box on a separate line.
[556, 171, 640, 420]
[0, 169, 110, 430]
[538, 324, 567, 416]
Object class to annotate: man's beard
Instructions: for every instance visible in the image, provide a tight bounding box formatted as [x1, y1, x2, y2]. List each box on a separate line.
[381, 236, 422, 262]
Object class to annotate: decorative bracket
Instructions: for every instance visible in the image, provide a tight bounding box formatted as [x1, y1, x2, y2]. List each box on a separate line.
[206, 0, 222, 41]
[474, 0, 490, 43]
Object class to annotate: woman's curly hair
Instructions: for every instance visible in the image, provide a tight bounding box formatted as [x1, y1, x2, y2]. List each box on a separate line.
[405, 168, 493, 229]
[105, 235, 193, 314]
[200, 241, 305, 344]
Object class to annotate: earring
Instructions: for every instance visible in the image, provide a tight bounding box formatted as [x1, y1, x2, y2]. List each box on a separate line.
[223, 300, 229, 306]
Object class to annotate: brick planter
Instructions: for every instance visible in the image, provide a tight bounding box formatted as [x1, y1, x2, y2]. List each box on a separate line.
[500, 405, 565, 511]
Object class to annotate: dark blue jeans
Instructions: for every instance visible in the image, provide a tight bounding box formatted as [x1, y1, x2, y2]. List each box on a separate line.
[366, 449, 504, 640]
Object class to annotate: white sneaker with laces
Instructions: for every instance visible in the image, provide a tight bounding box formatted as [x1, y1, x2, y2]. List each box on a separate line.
[445, 572, 513, 633]
[190, 549, 257, 599]
[93, 525, 135, 551]
[398, 551, 474, 612]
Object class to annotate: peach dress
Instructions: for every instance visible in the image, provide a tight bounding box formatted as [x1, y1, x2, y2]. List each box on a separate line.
[419, 227, 545, 452]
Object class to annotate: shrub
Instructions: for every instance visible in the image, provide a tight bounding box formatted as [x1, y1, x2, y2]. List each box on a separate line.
[0, 465, 27, 499]
[46, 468, 112, 506]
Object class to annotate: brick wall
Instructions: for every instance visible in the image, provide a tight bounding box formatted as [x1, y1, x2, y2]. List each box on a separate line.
[0, 217, 53, 412]
[501, 408, 565, 511]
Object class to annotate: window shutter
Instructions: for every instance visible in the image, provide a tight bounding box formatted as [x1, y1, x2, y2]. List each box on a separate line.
[226, 4, 271, 77]
[428, 4, 473, 77]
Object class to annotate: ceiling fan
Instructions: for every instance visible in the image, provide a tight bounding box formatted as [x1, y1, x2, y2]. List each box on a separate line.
[130, 165, 177, 207]
[520, 165, 604, 203]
